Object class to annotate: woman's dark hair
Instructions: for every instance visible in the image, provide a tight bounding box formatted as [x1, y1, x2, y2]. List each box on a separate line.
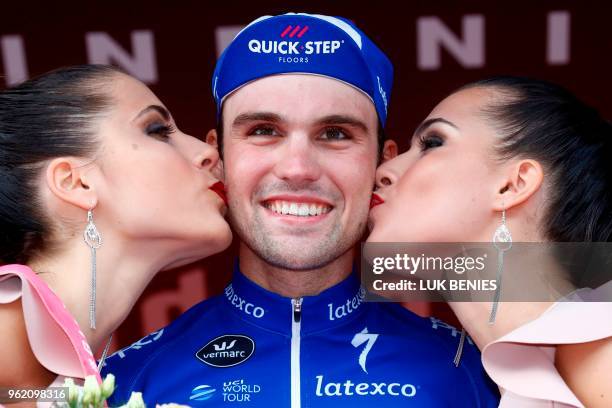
[0, 64, 123, 265]
[462, 76, 612, 243]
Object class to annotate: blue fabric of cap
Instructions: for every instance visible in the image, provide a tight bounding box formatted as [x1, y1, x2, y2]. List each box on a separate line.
[212, 13, 393, 125]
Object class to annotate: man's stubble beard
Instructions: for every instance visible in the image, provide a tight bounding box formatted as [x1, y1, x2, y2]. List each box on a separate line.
[227, 199, 368, 271]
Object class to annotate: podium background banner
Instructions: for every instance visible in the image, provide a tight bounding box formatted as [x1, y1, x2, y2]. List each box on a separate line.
[1, 0, 610, 354]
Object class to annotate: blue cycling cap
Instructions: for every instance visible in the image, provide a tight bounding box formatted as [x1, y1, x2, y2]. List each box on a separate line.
[212, 13, 393, 125]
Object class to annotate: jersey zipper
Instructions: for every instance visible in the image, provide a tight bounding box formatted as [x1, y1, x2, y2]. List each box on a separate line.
[291, 297, 303, 408]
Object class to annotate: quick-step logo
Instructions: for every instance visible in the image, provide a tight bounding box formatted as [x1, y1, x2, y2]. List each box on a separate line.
[196, 335, 255, 368]
[247, 25, 345, 63]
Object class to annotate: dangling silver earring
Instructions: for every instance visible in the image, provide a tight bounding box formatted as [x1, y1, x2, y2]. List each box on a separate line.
[489, 207, 512, 324]
[83, 209, 102, 329]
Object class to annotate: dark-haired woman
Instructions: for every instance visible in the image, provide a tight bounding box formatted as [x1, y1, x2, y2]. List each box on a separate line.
[0, 65, 231, 394]
[368, 77, 612, 407]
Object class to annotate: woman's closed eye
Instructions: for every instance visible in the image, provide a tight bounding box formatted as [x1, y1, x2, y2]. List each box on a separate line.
[146, 122, 176, 141]
[418, 132, 445, 151]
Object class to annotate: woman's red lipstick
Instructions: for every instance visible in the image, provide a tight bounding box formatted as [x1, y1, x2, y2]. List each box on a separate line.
[370, 193, 384, 209]
[210, 181, 228, 205]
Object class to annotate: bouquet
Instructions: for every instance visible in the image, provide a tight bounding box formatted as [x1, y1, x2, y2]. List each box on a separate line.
[59, 375, 187, 408]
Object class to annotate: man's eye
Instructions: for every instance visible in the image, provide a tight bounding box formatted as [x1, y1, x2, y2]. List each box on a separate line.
[249, 126, 279, 136]
[320, 127, 350, 141]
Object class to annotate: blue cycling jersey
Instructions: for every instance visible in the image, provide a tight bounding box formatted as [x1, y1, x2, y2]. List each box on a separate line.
[102, 265, 499, 407]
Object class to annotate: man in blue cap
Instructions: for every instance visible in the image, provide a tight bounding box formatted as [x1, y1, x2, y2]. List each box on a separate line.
[102, 13, 499, 407]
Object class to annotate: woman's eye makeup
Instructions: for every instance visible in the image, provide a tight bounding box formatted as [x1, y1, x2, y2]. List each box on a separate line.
[146, 121, 176, 140]
[418, 131, 445, 151]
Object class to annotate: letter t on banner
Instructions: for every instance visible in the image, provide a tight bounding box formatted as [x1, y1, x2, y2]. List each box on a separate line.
[1, 35, 28, 86]
[547, 11, 571, 65]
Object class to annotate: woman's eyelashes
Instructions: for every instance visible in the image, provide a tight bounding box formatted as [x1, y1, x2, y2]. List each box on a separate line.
[146, 121, 177, 140]
[418, 131, 445, 151]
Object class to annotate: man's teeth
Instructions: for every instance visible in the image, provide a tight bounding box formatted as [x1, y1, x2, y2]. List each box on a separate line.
[264, 201, 332, 217]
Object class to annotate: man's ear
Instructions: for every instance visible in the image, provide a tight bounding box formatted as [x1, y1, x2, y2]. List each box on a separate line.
[494, 159, 544, 211]
[381, 139, 398, 162]
[45, 157, 98, 210]
[206, 129, 218, 147]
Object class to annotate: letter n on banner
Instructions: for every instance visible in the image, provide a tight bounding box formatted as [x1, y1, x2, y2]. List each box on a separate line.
[417, 14, 485, 70]
[86, 30, 158, 83]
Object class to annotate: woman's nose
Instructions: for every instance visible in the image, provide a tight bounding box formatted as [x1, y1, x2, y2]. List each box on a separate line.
[375, 162, 397, 189]
[193, 139, 220, 171]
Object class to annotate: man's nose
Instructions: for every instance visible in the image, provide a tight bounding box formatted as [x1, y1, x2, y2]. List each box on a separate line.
[273, 134, 322, 183]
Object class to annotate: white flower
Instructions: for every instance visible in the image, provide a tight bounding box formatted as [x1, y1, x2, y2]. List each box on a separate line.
[101, 374, 115, 399]
[62, 377, 79, 407]
[125, 391, 146, 408]
[56, 374, 184, 408]
[82, 376, 101, 406]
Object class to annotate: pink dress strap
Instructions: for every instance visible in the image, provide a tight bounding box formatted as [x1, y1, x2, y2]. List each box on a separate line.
[0, 264, 100, 382]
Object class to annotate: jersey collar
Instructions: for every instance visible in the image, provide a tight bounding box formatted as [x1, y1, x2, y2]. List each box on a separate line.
[222, 262, 366, 335]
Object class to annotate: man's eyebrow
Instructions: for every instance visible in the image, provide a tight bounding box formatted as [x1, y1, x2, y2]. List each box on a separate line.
[133, 105, 172, 122]
[232, 112, 284, 128]
[414, 117, 459, 136]
[314, 115, 369, 133]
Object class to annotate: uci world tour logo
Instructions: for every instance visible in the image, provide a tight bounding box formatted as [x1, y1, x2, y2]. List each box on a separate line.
[190, 385, 216, 401]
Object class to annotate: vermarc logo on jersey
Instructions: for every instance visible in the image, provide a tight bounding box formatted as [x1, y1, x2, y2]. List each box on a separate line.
[196, 335, 255, 368]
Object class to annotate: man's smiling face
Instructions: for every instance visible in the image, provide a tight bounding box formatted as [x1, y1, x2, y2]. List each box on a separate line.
[221, 74, 379, 270]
